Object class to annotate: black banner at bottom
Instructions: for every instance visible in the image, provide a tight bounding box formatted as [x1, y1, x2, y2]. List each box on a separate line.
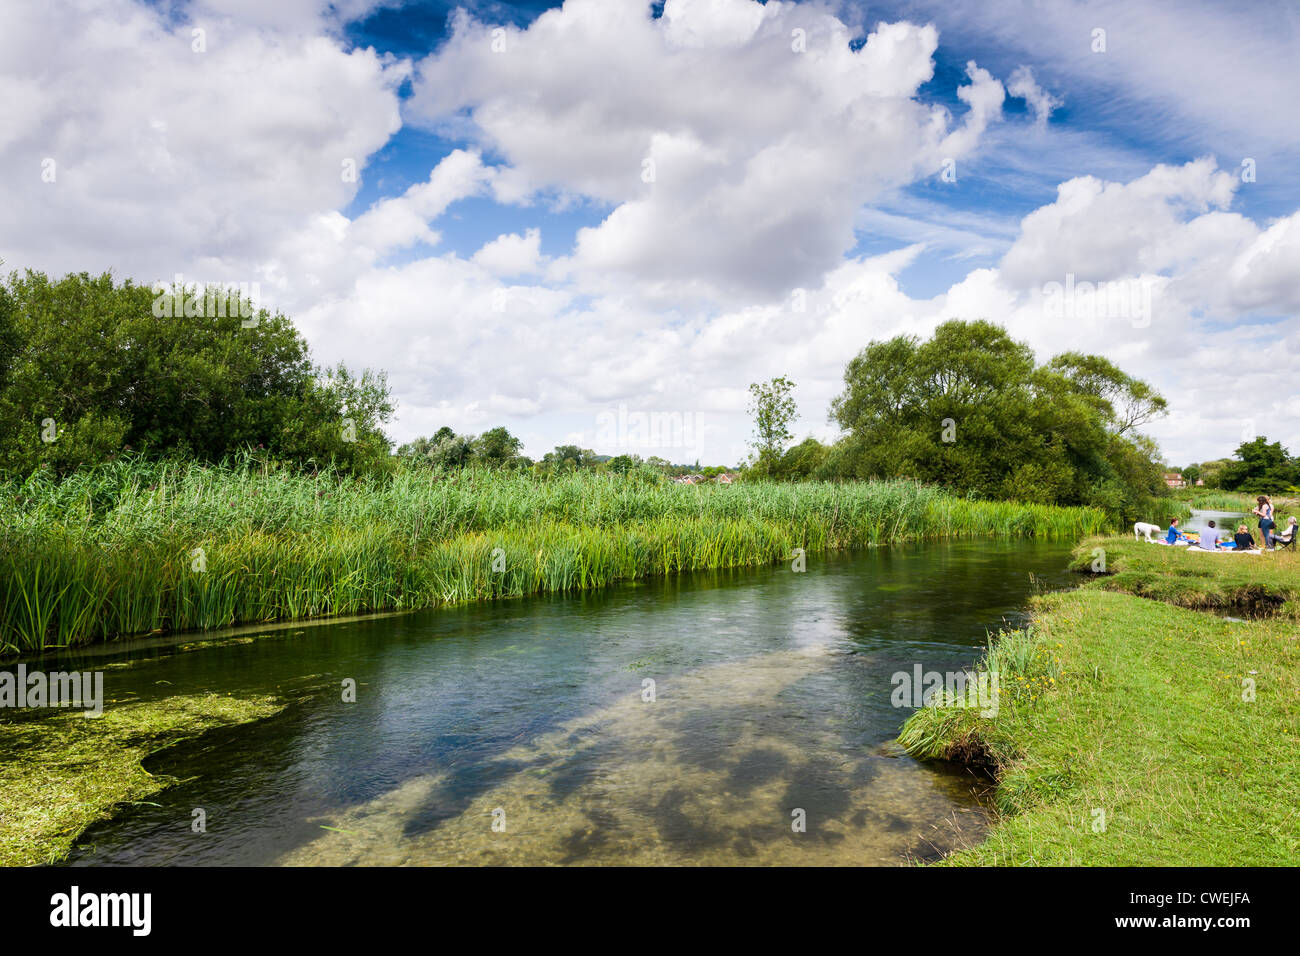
[0, 865, 1278, 943]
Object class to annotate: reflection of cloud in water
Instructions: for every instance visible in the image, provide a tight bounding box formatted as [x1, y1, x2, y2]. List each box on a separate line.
[278, 645, 989, 865]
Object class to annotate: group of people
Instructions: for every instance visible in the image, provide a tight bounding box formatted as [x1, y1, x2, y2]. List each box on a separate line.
[1162, 495, 1298, 552]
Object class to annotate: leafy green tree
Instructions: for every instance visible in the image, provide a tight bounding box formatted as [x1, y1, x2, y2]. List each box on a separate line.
[0, 277, 18, 390]
[542, 445, 595, 471]
[1047, 352, 1168, 435]
[1196, 458, 1233, 488]
[281, 362, 395, 473]
[826, 319, 1168, 515]
[473, 426, 523, 466]
[1220, 438, 1299, 492]
[397, 435, 437, 459]
[778, 437, 829, 479]
[747, 376, 798, 472]
[0, 270, 393, 475]
[608, 454, 639, 475]
[429, 434, 477, 470]
[1181, 464, 1202, 486]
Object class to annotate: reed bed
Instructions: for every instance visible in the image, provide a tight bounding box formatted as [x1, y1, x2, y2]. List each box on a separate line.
[1185, 490, 1256, 512]
[0, 459, 1116, 653]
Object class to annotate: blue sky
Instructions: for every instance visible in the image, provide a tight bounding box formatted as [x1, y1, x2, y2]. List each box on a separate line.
[338, 0, 1297, 296]
[5, 0, 1299, 465]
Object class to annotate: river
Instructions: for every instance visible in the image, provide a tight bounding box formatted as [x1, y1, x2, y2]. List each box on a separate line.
[63, 538, 1076, 866]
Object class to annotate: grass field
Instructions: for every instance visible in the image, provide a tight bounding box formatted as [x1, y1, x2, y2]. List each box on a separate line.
[899, 570, 1300, 864]
[0, 458, 1117, 653]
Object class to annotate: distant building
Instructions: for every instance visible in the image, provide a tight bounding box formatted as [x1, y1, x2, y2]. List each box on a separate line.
[715, 473, 734, 484]
[1162, 472, 1187, 488]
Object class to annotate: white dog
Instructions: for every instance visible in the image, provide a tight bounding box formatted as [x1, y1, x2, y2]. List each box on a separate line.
[1134, 521, 1161, 542]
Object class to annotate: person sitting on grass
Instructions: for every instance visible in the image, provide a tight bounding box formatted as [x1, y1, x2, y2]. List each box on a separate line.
[1233, 524, 1256, 551]
[1197, 520, 1222, 551]
[1165, 519, 1188, 545]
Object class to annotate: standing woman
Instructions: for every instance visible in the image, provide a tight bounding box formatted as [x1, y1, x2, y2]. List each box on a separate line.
[1253, 495, 1275, 550]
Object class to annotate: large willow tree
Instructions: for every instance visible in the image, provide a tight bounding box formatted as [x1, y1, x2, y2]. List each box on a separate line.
[826, 319, 1169, 513]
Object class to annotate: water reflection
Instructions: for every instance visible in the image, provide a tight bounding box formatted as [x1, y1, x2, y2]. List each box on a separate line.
[64, 539, 1072, 866]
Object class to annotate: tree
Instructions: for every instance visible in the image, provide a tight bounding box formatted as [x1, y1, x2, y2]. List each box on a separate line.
[0, 270, 393, 475]
[777, 437, 829, 479]
[428, 433, 476, 470]
[608, 454, 639, 475]
[473, 426, 523, 466]
[1181, 463, 1202, 486]
[1219, 438, 1299, 492]
[747, 376, 798, 471]
[1196, 458, 1233, 488]
[281, 362, 395, 473]
[542, 445, 595, 471]
[825, 319, 1169, 516]
[397, 435, 437, 459]
[1047, 352, 1168, 436]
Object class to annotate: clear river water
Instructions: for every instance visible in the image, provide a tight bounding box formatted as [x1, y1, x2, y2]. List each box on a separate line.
[61, 538, 1077, 866]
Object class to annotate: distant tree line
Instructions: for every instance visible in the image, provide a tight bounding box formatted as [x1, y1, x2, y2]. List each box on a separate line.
[19, 269, 1271, 513]
[748, 319, 1176, 517]
[395, 430, 736, 480]
[0, 270, 739, 482]
[1180, 438, 1300, 493]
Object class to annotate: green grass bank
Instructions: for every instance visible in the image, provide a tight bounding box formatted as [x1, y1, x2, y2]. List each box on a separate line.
[899, 568, 1299, 864]
[1069, 536, 1299, 617]
[1, 460, 1116, 654]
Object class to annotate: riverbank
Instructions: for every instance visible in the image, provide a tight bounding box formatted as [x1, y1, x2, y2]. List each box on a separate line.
[1, 460, 1117, 654]
[899, 552, 1300, 864]
[1069, 535, 1299, 617]
[0, 692, 284, 866]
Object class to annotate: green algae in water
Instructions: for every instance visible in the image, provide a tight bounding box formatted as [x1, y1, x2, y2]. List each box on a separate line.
[0, 693, 283, 866]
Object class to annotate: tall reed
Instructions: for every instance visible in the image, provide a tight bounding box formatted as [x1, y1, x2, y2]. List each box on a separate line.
[0, 458, 1116, 653]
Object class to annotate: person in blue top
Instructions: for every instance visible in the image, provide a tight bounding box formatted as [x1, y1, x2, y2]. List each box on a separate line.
[1165, 518, 1188, 544]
